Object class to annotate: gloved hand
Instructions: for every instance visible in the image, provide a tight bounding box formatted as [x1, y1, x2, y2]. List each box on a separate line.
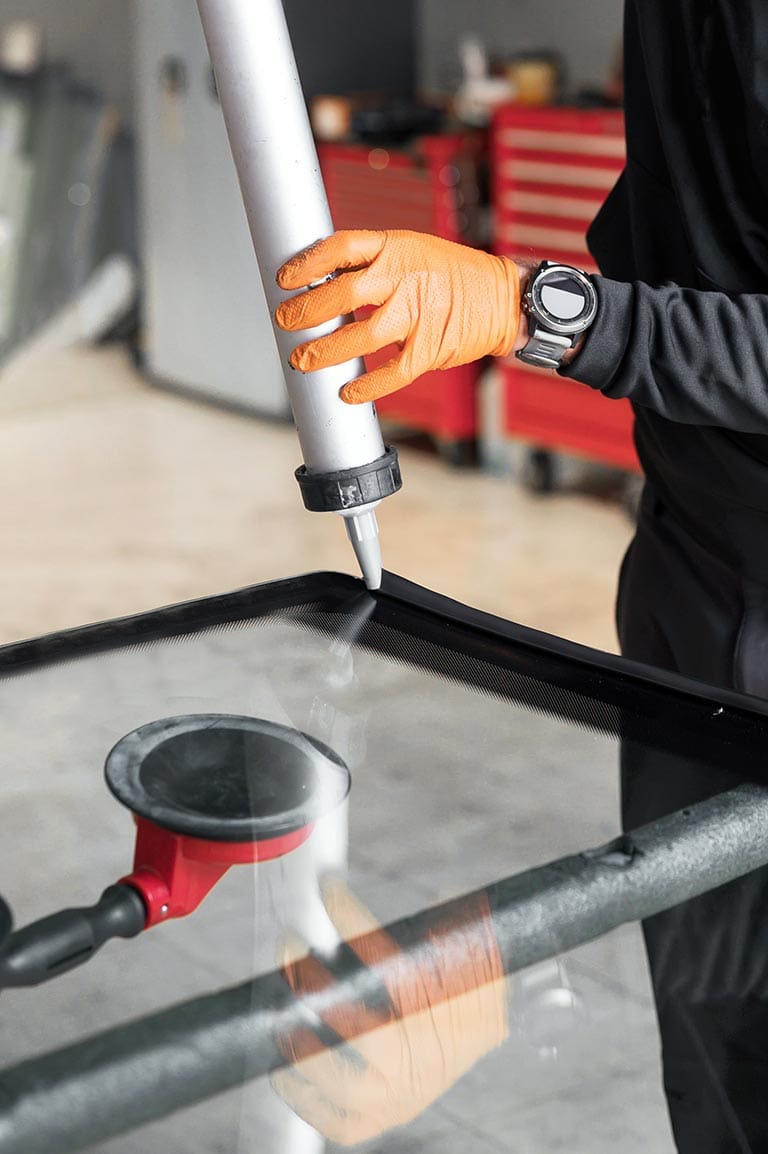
[275, 230, 521, 404]
[270, 878, 508, 1145]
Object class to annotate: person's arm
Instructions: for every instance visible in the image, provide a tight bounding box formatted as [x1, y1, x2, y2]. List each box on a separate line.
[560, 277, 768, 433]
[276, 229, 768, 435]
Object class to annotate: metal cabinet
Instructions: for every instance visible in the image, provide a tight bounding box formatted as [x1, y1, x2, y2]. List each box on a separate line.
[319, 134, 486, 460]
[134, 0, 288, 414]
[492, 105, 639, 473]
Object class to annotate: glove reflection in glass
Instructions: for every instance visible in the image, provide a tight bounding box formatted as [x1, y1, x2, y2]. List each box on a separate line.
[271, 878, 509, 1146]
[275, 230, 521, 405]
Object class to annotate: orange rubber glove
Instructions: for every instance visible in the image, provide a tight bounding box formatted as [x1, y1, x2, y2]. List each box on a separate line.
[275, 230, 521, 404]
[270, 878, 509, 1146]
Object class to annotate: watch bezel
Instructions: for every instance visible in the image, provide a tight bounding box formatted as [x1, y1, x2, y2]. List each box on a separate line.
[526, 263, 598, 338]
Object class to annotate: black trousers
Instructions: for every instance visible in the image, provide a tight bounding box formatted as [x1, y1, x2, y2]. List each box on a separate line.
[617, 487, 768, 1154]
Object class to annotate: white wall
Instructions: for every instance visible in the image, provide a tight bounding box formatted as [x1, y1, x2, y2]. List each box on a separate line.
[417, 0, 624, 97]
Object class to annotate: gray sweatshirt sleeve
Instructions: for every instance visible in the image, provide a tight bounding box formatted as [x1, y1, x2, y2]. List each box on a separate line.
[559, 275, 768, 433]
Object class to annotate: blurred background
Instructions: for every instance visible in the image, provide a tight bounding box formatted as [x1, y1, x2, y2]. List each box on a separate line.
[0, 0, 634, 649]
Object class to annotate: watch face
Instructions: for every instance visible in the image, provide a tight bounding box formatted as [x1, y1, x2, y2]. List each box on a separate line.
[540, 275, 587, 319]
[530, 266, 598, 335]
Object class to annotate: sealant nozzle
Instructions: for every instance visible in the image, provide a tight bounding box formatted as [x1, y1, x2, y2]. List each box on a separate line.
[343, 507, 382, 590]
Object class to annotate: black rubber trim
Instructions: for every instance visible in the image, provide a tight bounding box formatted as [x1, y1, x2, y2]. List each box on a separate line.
[0, 570, 767, 769]
[0, 572, 350, 673]
[378, 571, 768, 722]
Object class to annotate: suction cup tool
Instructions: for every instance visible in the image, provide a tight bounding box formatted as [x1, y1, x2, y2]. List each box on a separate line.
[0, 715, 350, 989]
[106, 714, 351, 926]
[106, 714, 349, 842]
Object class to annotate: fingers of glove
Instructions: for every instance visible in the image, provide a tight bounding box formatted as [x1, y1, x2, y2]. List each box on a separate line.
[276, 230, 387, 291]
[381, 893, 509, 1022]
[277, 929, 311, 973]
[276, 263, 390, 334]
[319, 882, 442, 1022]
[276, 1025, 330, 1066]
[452, 975, 509, 1053]
[278, 932, 392, 1042]
[276, 1023, 369, 1077]
[273, 1021, 459, 1143]
[308, 1002, 495, 1120]
[345, 987, 501, 1082]
[274, 1036, 410, 1139]
[288, 298, 410, 374]
[340, 346, 417, 405]
[271, 1066, 370, 1147]
[321, 878, 401, 969]
[278, 932, 333, 1000]
[279, 890, 507, 1056]
[273, 1005, 501, 1143]
[431, 892, 507, 994]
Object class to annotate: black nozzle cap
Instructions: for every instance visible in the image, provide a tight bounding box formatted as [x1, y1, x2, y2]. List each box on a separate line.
[295, 445, 402, 513]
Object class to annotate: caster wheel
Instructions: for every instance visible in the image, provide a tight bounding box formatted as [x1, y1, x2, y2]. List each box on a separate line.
[622, 474, 644, 522]
[522, 448, 558, 493]
[436, 437, 477, 468]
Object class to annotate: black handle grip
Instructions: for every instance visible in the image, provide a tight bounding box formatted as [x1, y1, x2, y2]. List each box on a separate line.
[0, 884, 146, 989]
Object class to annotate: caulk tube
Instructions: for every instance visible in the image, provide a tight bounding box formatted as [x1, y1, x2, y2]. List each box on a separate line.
[197, 0, 401, 589]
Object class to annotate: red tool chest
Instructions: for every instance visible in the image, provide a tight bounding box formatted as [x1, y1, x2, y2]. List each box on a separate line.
[491, 106, 640, 473]
[318, 135, 485, 460]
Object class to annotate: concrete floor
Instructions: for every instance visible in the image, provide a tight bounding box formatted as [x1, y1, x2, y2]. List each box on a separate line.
[0, 345, 675, 1152]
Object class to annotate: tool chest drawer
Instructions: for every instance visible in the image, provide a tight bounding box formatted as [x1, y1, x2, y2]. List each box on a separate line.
[491, 106, 639, 473]
[503, 365, 640, 472]
[318, 135, 485, 455]
[319, 135, 484, 240]
[493, 106, 626, 270]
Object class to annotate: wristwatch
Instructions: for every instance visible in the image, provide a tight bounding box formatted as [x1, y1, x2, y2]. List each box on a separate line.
[516, 261, 598, 369]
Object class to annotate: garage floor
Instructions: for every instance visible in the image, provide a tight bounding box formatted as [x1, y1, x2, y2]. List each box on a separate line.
[0, 345, 677, 1153]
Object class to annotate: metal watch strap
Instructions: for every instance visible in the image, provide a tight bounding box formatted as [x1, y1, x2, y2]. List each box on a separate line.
[519, 327, 573, 369]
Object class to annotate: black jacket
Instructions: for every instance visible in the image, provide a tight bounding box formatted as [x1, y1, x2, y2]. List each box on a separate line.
[561, 0, 768, 578]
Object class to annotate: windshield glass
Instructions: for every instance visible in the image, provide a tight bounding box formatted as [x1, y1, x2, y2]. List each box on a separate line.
[1, 571, 766, 1154]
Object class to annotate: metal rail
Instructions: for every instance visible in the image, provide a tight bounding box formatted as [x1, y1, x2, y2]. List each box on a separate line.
[2, 783, 768, 1154]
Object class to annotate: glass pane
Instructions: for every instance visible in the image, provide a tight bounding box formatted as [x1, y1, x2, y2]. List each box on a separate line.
[1, 572, 766, 1153]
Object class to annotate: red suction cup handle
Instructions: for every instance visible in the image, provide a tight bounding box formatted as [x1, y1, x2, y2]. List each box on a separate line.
[121, 816, 316, 928]
[106, 715, 350, 927]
